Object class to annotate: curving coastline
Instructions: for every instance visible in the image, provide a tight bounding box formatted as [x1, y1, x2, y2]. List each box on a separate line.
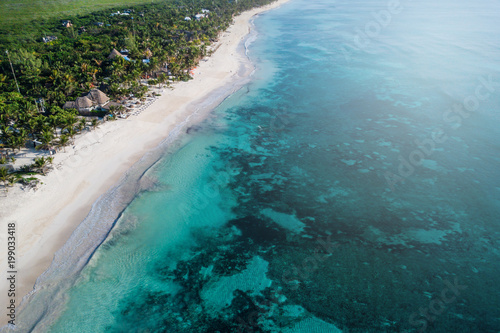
[0, 0, 290, 329]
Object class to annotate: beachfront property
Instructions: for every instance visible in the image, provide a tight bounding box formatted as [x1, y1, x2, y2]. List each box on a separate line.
[62, 96, 93, 114]
[63, 89, 110, 115]
[87, 89, 110, 108]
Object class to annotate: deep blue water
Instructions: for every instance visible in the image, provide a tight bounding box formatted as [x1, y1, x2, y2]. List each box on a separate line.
[21, 0, 500, 332]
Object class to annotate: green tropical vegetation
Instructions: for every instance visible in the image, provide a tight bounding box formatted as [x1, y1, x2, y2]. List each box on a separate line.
[0, 0, 276, 193]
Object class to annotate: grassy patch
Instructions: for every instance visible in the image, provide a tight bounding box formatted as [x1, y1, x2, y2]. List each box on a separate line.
[0, 0, 164, 31]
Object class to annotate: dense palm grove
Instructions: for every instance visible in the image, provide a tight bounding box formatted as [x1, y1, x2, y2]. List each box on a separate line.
[0, 0, 275, 191]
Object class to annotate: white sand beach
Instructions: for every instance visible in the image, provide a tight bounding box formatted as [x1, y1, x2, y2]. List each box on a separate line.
[0, 0, 289, 326]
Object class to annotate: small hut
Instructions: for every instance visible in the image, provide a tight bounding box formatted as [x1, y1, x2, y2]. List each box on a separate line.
[101, 101, 123, 112]
[108, 49, 123, 59]
[63, 96, 94, 115]
[86, 89, 110, 108]
[64, 89, 112, 116]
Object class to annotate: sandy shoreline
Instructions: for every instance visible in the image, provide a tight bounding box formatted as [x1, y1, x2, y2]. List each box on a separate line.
[0, 0, 289, 328]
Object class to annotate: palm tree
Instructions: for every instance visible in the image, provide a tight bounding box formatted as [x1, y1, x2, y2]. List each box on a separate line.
[7, 176, 15, 189]
[63, 114, 78, 133]
[111, 57, 127, 79]
[0, 129, 13, 154]
[66, 127, 76, 139]
[77, 118, 86, 132]
[91, 118, 99, 130]
[26, 118, 39, 145]
[11, 134, 26, 152]
[0, 74, 7, 90]
[33, 157, 48, 175]
[41, 130, 54, 146]
[58, 135, 70, 152]
[47, 115, 59, 132]
[0, 167, 11, 193]
[108, 83, 124, 99]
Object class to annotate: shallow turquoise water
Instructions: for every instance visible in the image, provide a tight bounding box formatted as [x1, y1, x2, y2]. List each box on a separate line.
[32, 0, 500, 332]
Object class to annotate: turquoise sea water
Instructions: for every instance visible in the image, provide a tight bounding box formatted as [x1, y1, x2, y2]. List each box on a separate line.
[17, 0, 500, 332]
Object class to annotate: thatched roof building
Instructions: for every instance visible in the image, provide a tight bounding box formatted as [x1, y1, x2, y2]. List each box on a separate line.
[63, 90, 110, 116]
[86, 89, 110, 106]
[108, 49, 123, 59]
[63, 96, 93, 110]
[101, 101, 122, 111]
